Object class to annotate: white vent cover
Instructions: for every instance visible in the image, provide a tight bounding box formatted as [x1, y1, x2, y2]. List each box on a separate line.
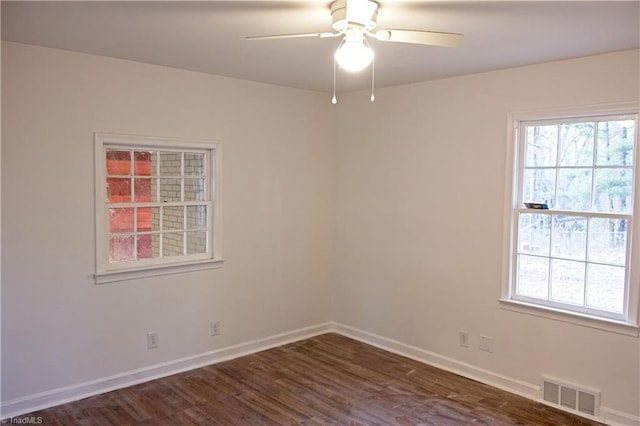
[542, 376, 600, 417]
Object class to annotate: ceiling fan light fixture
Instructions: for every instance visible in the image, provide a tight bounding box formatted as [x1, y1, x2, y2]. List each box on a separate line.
[334, 39, 373, 72]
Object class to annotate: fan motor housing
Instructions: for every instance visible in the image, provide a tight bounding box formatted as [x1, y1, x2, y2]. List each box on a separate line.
[330, 0, 379, 32]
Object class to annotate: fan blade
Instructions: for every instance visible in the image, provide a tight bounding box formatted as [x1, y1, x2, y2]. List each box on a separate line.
[246, 32, 338, 41]
[375, 30, 463, 48]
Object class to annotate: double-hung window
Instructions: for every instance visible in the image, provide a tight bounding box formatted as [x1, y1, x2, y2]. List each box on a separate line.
[95, 133, 222, 283]
[503, 104, 639, 330]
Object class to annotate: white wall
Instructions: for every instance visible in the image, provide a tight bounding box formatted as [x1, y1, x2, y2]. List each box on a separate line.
[332, 50, 640, 418]
[1, 42, 334, 401]
[2, 40, 639, 421]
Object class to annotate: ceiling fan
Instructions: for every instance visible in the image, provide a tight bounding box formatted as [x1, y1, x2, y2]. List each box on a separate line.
[247, 0, 463, 102]
[247, 0, 463, 69]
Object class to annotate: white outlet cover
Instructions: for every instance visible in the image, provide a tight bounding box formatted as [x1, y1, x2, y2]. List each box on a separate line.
[459, 331, 469, 348]
[147, 331, 158, 349]
[210, 320, 220, 336]
[479, 335, 493, 352]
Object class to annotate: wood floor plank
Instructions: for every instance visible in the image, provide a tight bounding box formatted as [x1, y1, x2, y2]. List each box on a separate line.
[10, 333, 603, 425]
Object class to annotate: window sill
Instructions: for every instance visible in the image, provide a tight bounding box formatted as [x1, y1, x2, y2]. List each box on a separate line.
[95, 258, 224, 284]
[498, 298, 639, 337]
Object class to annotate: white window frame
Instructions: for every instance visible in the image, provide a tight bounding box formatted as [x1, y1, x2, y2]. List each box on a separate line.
[500, 103, 640, 335]
[94, 133, 223, 284]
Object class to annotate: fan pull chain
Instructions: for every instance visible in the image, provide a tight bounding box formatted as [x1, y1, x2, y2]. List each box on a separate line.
[370, 55, 375, 102]
[332, 56, 337, 104]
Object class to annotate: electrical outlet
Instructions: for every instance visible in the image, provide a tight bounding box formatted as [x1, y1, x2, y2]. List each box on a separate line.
[479, 335, 493, 352]
[459, 331, 470, 348]
[147, 331, 158, 349]
[210, 320, 221, 336]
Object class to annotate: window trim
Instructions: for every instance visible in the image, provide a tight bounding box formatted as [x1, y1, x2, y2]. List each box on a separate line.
[501, 102, 640, 334]
[94, 133, 223, 284]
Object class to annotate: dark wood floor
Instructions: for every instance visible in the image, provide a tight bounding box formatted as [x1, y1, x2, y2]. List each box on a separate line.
[17, 333, 601, 425]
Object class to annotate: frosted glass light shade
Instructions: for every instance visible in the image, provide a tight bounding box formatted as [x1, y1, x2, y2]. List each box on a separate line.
[334, 40, 373, 72]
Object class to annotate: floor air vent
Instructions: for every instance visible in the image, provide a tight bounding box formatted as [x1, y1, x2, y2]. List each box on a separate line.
[542, 377, 599, 417]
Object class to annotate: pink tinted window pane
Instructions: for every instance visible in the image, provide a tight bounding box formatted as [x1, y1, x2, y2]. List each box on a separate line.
[134, 151, 154, 176]
[109, 208, 134, 233]
[137, 234, 153, 259]
[109, 236, 135, 263]
[135, 178, 154, 202]
[106, 151, 131, 175]
[137, 207, 160, 232]
[107, 178, 131, 203]
[137, 207, 151, 232]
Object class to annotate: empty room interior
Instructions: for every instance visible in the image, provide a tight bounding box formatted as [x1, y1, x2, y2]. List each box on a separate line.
[1, 1, 639, 425]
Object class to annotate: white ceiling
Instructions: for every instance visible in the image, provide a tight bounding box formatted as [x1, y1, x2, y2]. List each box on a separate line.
[2, 1, 639, 93]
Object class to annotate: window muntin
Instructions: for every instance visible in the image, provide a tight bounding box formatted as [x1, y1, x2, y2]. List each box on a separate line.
[95, 134, 221, 280]
[510, 114, 638, 321]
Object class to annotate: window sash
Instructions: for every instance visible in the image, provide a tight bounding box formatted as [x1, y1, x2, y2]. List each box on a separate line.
[106, 202, 212, 262]
[511, 209, 632, 321]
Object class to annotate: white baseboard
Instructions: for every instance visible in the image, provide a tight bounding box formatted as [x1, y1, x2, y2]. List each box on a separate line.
[3, 321, 638, 426]
[0, 322, 332, 419]
[601, 407, 640, 426]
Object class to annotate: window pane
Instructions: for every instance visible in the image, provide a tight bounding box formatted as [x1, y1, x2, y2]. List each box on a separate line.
[134, 178, 155, 202]
[597, 120, 635, 166]
[159, 152, 181, 176]
[525, 125, 557, 167]
[163, 206, 184, 230]
[184, 179, 205, 202]
[162, 232, 184, 257]
[137, 207, 160, 232]
[556, 169, 592, 211]
[558, 122, 594, 167]
[588, 218, 627, 265]
[550, 259, 585, 306]
[137, 234, 159, 260]
[107, 178, 131, 203]
[593, 168, 633, 214]
[518, 214, 550, 256]
[109, 208, 134, 233]
[187, 205, 207, 230]
[109, 236, 135, 263]
[586, 264, 625, 313]
[517, 255, 549, 299]
[184, 153, 205, 176]
[551, 216, 586, 261]
[159, 178, 182, 202]
[523, 169, 556, 206]
[106, 150, 130, 175]
[134, 151, 154, 176]
[186, 231, 207, 255]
